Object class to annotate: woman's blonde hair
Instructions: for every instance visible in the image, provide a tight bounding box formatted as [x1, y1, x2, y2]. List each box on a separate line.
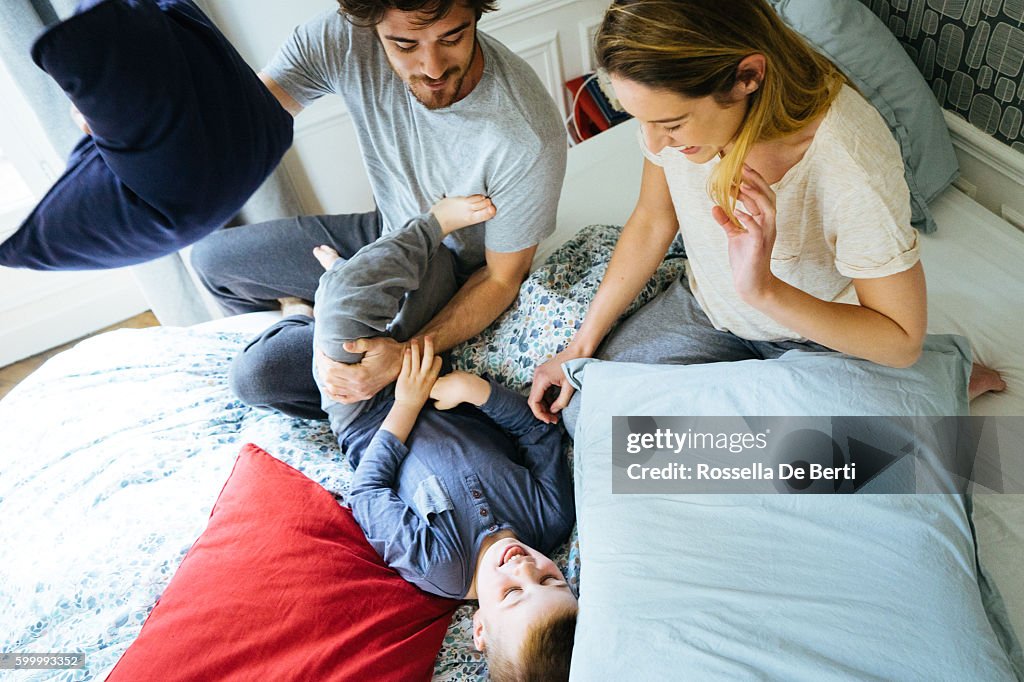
[596, 0, 847, 222]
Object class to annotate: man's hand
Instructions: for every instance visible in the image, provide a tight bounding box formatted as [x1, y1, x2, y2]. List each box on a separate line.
[316, 337, 406, 404]
[70, 104, 91, 135]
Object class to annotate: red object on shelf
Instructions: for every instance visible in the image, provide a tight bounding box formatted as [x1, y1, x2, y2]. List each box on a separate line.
[565, 75, 609, 142]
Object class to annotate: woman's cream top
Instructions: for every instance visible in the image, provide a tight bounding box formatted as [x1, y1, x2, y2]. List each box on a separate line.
[640, 84, 920, 342]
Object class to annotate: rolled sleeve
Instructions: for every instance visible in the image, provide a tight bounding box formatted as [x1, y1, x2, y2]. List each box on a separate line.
[825, 141, 921, 280]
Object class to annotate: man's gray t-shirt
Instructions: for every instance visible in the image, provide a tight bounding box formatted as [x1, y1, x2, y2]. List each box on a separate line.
[264, 10, 567, 274]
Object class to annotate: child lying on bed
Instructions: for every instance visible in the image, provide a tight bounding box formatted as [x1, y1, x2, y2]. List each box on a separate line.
[311, 197, 578, 681]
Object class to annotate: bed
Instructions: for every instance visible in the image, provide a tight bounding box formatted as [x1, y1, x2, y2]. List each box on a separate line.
[1, 119, 1022, 679]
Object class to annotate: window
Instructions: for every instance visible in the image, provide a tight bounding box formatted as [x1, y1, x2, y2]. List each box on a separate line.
[0, 144, 36, 237]
[0, 56, 62, 241]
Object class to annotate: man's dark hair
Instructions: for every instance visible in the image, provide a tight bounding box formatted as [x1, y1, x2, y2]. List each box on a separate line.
[337, 0, 499, 27]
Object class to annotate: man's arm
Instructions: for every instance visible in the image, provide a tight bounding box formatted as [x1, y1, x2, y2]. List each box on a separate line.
[419, 245, 535, 350]
[258, 72, 303, 117]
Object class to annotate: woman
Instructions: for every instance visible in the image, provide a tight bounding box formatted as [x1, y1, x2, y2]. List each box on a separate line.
[529, 0, 1004, 425]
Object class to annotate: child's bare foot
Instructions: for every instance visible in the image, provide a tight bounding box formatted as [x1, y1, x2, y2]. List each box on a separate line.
[278, 296, 313, 318]
[432, 194, 496, 235]
[313, 244, 341, 270]
[968, 363, 1006, 401]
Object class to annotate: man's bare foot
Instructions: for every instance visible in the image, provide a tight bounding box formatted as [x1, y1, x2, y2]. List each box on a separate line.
[432, 194, 497, 235]
[968, 363, 1006, 401]
[278, 296, 313, 318]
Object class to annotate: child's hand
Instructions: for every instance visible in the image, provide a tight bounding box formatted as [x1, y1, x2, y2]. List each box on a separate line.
[430, 371, 491, 410]
[431, 194, 497, 235]
[313, 244, 341, 271]
[394, 336, 442, 409]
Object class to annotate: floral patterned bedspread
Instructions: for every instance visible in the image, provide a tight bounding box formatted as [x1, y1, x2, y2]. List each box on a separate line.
[0, 226, 684, 681]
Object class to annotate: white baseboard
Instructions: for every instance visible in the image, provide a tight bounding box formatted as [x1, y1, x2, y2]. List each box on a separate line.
[944, 110, 1024, 231]
[0, 270, 148, 367]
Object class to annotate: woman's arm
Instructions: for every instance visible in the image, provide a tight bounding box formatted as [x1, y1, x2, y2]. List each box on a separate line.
[566, 160, 681, 355]
[748, 264, 926, 367]
[529, 159, 680, 422]
[717, 167, 926, 368]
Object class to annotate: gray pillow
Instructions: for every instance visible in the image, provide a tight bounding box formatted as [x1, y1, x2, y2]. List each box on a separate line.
[768, 0, 958, 233]
[564, 336, 1018, 680]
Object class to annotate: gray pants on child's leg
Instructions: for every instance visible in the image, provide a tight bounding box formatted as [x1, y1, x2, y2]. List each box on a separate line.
[313, 214, 458, 434]
[222, 212, 457, 421]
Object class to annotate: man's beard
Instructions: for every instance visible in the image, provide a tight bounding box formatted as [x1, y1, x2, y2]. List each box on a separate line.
[406, 37, 477, 110]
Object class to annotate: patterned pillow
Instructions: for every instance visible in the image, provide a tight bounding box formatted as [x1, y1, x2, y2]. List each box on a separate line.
[451, 225, 687, 392]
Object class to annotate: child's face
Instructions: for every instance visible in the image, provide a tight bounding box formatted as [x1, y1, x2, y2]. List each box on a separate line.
[472, 537, 578, 652]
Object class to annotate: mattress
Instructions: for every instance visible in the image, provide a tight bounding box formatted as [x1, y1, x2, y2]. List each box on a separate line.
[1, 119, 1021, 678]
[214, 121, 1024, 659]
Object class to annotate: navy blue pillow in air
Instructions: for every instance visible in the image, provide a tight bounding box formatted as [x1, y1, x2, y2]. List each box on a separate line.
[0, 0, 293, 270]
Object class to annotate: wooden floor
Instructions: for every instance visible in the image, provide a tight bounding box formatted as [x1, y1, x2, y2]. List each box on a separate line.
[0, 311, 160, 401]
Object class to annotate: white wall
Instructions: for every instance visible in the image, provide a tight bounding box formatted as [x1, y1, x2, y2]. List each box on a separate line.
[205, 0, 611, 216]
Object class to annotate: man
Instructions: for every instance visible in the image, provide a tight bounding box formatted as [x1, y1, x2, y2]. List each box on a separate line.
[190, 0, 567, 417]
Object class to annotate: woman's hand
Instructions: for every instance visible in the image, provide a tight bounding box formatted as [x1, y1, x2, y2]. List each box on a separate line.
[430, 371, 491, 410]
[712, 165, 780, 304]
[528, 345, 588, 424]
[394, 336, 442, 409]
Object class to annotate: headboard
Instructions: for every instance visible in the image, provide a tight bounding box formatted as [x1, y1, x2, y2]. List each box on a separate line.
[860, 0, 1024, 154]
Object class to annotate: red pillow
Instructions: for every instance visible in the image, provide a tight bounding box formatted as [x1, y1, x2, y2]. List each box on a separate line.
[107, 443, 460, 682]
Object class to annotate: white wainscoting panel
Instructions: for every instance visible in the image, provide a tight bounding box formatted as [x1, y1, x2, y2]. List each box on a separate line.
[578, 15, 604, 73]
[286, 98, 374, 216]
[0, 268, 147, 367]
[509, 32, 567, 119]
[479, 0, 581, 32]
